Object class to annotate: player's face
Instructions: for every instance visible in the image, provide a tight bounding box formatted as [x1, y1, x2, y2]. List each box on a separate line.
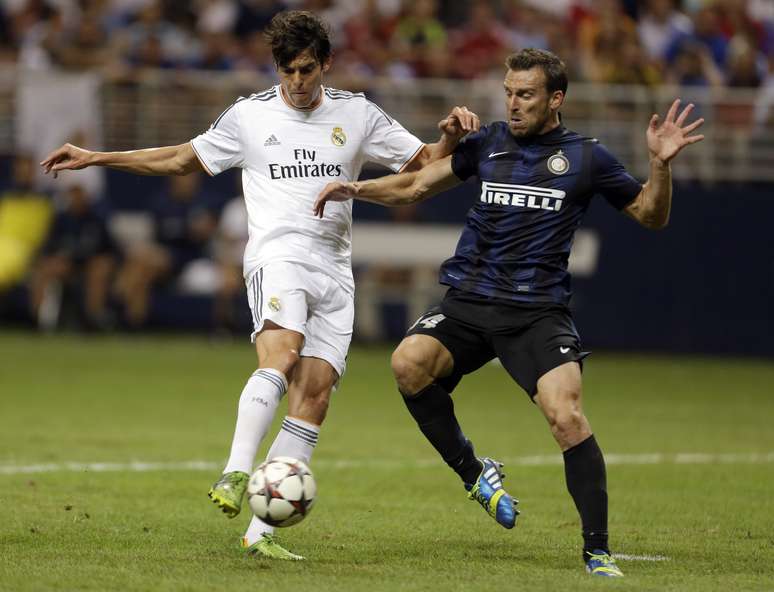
[503, 68, 563, 138]
[277, 48, 330, 110]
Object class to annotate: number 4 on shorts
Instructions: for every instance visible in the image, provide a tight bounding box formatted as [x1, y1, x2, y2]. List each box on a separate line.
[409, 313, 446, 331]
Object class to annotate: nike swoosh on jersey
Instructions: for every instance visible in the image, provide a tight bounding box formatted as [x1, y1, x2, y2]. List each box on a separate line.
[488, 151, 513, 159]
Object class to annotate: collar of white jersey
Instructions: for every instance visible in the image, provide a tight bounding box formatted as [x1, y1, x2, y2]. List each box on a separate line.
[278, 84, 326, 113]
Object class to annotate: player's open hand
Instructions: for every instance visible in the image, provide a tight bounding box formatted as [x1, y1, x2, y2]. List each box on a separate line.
[438, 106, 480, 141]
[40, 143, 94, 178]
[647, 99, 705, 164]
[314, 181, 358, 218]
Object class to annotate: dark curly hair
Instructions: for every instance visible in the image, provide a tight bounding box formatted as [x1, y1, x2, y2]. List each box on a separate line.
[505, 49, 568, 94]
[264, 10, 332, 68]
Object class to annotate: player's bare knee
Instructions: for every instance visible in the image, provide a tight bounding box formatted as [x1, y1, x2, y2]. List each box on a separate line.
[551, 406, 583, 433]
[546, 402, 590, 448]
[280, 348, 301, 374]
[263, 348, 300, 376]
[287, 347, 302, 367]
[391, 347, 431, 395]
[539, 384, 582, 428]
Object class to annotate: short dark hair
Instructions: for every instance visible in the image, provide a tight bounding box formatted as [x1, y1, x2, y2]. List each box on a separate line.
[505, 49, 568, 94]
[264, 10, 332, 68]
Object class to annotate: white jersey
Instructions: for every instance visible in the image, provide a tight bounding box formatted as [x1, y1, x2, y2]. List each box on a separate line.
[190, 85, 424, 293]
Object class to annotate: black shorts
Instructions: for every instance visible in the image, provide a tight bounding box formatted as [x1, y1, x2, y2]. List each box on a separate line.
[406, 288, 589, 398]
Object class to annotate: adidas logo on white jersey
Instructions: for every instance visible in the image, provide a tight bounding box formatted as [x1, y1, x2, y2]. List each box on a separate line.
[264, 134, 280, 146]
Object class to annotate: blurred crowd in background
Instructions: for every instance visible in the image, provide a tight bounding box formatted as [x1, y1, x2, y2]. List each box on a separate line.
[0, 0, 771, 88]
[0, 154, 247, 332]
[0, 0, 773, 336]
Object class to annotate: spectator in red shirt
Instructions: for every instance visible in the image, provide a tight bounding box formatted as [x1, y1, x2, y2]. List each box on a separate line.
[451, 1, 507, 79]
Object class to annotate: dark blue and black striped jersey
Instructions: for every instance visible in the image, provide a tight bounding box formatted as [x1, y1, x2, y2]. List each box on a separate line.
[440, 122, 642, 305]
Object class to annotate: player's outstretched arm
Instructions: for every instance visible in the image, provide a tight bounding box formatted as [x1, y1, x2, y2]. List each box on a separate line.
[40, 142, 204, 178]
[314, 155, 459, 218]
[404, 106, 480, 171]
[625, 99, 705, 230]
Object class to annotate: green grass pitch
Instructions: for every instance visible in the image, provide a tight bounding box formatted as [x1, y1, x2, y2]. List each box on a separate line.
[1, 332, 773, 591]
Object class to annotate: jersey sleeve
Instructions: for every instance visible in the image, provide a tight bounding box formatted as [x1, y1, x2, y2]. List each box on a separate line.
[590, 142, 642, 210]
[451, 126, 488, 181]
[190, 98, 245, 175]
[361, 100, 424, 172]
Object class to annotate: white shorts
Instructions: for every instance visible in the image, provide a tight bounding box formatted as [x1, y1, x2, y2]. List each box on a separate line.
[246, 261, 354, 377]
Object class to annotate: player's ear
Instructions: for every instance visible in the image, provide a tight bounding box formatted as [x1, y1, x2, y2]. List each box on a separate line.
[321, 58, 332, 74]
[550, 90, 564, 110]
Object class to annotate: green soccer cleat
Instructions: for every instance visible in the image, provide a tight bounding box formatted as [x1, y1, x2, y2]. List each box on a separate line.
[465, 457, 519, 529]
[208, 471, 250, 518]
[242, 535, 305, 561]
[585, 550, 624, 577]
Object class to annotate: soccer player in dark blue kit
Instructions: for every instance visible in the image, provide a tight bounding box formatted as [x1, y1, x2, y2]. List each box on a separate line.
[314, 48, 704, 577]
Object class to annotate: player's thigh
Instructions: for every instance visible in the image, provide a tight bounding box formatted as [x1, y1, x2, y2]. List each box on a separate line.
[392, 333, 454, 384]
[403, 306, 493, 393]
[533, 360, 584, 415]
[300, 277, 353, 379]
[492, 306, 587, 399]
[246, 262, 312, 343]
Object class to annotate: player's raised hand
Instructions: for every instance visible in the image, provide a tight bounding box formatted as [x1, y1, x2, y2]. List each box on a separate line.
[438, 106, 480, 140]
[314, 181, 358, 218]
[40, 143, 94, 178]
[647, 99, 705, 163]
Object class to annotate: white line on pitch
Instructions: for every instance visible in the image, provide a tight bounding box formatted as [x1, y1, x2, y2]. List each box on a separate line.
[0, 452, 772, 475]
[614, 554, 670, 562]
[0, 460, 221, 475]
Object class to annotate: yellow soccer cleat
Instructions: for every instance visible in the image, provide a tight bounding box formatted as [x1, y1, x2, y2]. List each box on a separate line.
[585, 550, 625, 577]
[208, 471, 250, 518]
[242, 535, 304, 561]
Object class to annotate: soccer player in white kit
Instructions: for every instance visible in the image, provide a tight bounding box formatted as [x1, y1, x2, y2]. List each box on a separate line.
[41, 10, 480, 560]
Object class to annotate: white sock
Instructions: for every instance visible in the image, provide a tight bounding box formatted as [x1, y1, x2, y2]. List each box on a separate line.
[222, 368, 288, 475]
[243, 416, 320, 545]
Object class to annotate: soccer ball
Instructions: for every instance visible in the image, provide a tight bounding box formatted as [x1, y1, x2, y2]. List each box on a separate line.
[246, 456, 316, 527]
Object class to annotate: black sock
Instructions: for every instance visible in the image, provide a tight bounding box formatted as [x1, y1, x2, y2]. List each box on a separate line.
[563, 435, 609, 559]
[402, 383, 482, 485]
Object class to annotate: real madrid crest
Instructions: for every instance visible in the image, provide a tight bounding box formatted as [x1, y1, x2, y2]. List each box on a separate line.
[547, 150, 569, 175]
[268, 297, 281, 312]
[331, 126, 347, 147]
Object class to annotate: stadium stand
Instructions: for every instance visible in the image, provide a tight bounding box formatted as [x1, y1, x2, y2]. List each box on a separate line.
[0, 0, 771, 354]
